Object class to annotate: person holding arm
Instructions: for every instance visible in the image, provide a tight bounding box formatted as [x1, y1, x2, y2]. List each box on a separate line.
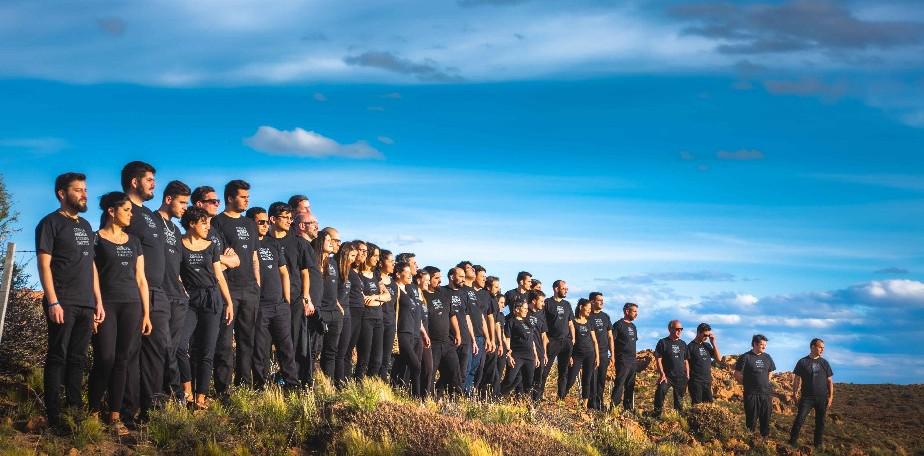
[543, 280, 574, 401]
[687, 323, 721, 404]
[496, 299, 541, 399]
[734, 334, 777, 438]
[789, 338, 834, 449]
[588, 292, 614, 410]
[654, 320, 689, 416]
[390, 262, 430, 398]
[564, 298, 598, 408]
[354, 244, 390, 379]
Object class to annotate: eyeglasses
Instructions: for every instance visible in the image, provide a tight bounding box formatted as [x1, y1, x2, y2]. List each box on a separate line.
[276, 215, 292, 220]
[201, 199, 220, 206]
[332, 238, 342, 243]
[673, 327, 683, 331]
[256, 220, 269, 226]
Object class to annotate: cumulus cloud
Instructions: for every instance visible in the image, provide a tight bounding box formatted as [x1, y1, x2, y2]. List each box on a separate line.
[343, 51, 464, 82]
[0, 137, 68, 154]
[716, 149, 765, 160]
[243, 126, 382, 159]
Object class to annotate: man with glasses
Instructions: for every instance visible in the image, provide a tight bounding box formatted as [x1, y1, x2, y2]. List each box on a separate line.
[293, 212, 322, 384]
[654, 319, 689, 417]
[687, 323, 721, 405]
[191, 186, 240, 270]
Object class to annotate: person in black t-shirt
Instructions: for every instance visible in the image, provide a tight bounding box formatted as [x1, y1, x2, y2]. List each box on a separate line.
[526, 290, 549, 401]
[471, 265, 495, 393]
[333, 242, 358, 386]
[734, 334, 777, 437]
[564, 298, 599, 408]
[415, 270, 435, 397]
[789, 338, 835, 449]
[610, 302, 639, 411]
[654, 320, 689, 416]
[444, 267, 478, 389]
[542, 279, 574, 401]
[423, 267, 462, 396]
[458, 261, 489, 395]
[156, 180, 191, 402]
[337, 240, 369, 385]
[478, 275, 505, 398]
[177, 206, 234, 410]
[311, 229, 345, 381]
[588, 292, 614, 410]
[496, 300, 540, 399]
[355, 245, 390, 379]
[88, 192, 151, 435]
[503, 271, 532, 313]
[390, 262, 430, 398]
[35, 172, 103, 428]
[687, 323, 721, 405]
[190, 185, 240, 271]
[376, 250, 398, 379]
[292, 211, 322, 384]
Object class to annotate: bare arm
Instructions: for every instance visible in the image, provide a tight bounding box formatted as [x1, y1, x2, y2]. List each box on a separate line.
[280, 265, 290, 305]
[450, 315, 462, 346]
[252, 250, 260, 287]
[827, 377, 834, 407]
[135, 255, 152, 335]
[37, 252, 65, 324]
[569, 320, 575, 344]
[590, 331, 600, 367]
[220, 248, 239, 270]
[215, 262, 235, 325]
[91, 262, 105, 323]
[656, 356, 667, 382]
[608, 331, 615, 366]
[792, 375, 801, 397]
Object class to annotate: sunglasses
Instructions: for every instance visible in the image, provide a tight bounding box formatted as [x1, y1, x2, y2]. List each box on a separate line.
[256, 220, 269, 226]
[201, 199, 220, 206]
[673, 327, 683, 331]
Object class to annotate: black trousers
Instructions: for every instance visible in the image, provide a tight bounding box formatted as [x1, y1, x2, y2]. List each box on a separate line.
[335, 314, 353, 386]
[456, 340, 472, 388]
[318, 310, 343, 381]
[123, 288, 171, 417]
[420, 344, 433, 397]
[254, 300, 298, 388]
[214, 286, 259, 393]
[744, 394, 772, 437]
[688, 380, 714, 404]
[610, 358, 637, 410]
[290, 297, 313, 385]
[478, 351, 499, 399]
[164, 296, 188, 399]
[790, 396, 828, 446]
[589, 353, 610, 410]
[544, 338, 572, 400]
[431, 341, 461, 396]
[43, 304, 93, 423]
[391, 333, 423, 397]
[89, 300, 141, 414]
[498, 356, 536, 398]
[343, 310, 363, 377]
[654, 376, 687, 415]
[378, 318, 397, 379]
[354, 314, 383, 379]
[565, 351, 595, 401]
[177, 287, 223, 395]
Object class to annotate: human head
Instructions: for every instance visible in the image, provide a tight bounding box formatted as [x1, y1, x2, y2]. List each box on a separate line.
[338, 242, 357, 280]
[423, 266, 441, 292]
[223, 179, 250, 213]
[397, 253, 417, 275]
[353, 240, 368, 268]
[293, 212, 314, 238]
[668, 320, 683, 338]
[415, 270, 430, 291]
[473, 265, 487, 288]
[623, 302, 638, 321]
[287, 194, 310, 215]
[576, 298, 591, 318]
[552, 280, 568, 299]
[322, 227, 341, 253]
[485, 276, 501, 295]
[394, 261, 412, 285]
[456, 260, 475, 281]
[696, 323, 712, 339]
[161, 180, 190, 219]
[448, 267, 465, 288]
[121, 161, 156, 202]
[516, 271, 532, 290]
[191, 185, 220, 217]
[589, 292, 604, 311]
[751, 334, 768, 354]
[511, 299, 529, 318]
[245, 207, 269, 237]
[364, 243, 380, 272]
[54, 172, 88, 213]
[181, 206, 210, 239]
[378, 249, 395, 275]
[810, 338, 825, 357]
[99, 191, 132, 229]
[528, 290, 545, 310]
[268, 202, 293, 233]
[531, 279, 542, 291]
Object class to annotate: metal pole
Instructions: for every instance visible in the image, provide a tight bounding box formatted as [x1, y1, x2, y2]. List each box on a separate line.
[0, 242, 15, 345]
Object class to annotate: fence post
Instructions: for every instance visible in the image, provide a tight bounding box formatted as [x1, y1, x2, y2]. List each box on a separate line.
[0, 242, 15, 345]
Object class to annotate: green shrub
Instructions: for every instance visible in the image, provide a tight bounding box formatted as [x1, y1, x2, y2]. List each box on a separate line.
[685, 403, 744, 442]
[338, 377, 397, 413]
[463, 400, 528, 425]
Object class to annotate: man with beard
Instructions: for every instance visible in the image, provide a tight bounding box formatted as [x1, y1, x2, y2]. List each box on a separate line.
[443, 267, 477, 389]
[35, 172, 104, 430]
[588, 292, 614, 410]
[458, 261, 489, 394]
[542, 280, 574, 400]
[422, 266, 462, 396]
[611, 302, 639, 411]
[156, 180, 191, 402]
[471, 265, 496, 394]
[504, 271, 532, 312]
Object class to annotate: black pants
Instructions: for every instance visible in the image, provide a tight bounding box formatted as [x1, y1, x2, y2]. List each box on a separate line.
[478, 351, 499, 399]
[254, 300, 298, 388]
[354, 314, 383, 379]
[498, 356, 536, 398]
[123, 288, 171, 417]
[378, 318, 396, 379]
[744, 394, 772, 437]
[164, 296, 188, 399]
[431, 341, 461, 396]
[456, 340, 472, 388]
[177, 287, 223, 395]
[290, 298, 313, 385]
[688, 380, 714, 404]
[343, 311, 363, 378]
[89, 300, 141, 414]
[335, 314, 353, 385]
[391, 333, 423, 397]
[420, 344, 433, 397]
[214, 286, 259, 393]
[544, 338, 572, 400]
[654, 376, 687, 415]
[565, 351, 595, 401]
[589, 353, 610, 410]
[790, 396, 828, 446]
[318, 310, 343, 381]
[44, 304, 94, 423]
[610, 359, 637, 410]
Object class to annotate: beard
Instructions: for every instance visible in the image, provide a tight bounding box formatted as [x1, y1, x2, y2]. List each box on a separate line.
[142, 188, 155, 202]
[69, 197, 88, 213]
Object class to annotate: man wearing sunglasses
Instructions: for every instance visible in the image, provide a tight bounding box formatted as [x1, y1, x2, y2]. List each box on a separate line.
[654, 319, 689, 417]
[687, 322, 721, 405]
[190, 186, 240, 271]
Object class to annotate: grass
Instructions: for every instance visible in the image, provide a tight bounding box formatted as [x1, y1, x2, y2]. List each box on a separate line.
[462, 400, 529, 425]
[337, 425, 402, 455]
[444, 433, 502, 456]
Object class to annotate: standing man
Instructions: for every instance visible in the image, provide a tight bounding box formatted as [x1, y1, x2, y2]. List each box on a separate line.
[654, 320, 689, 416]
[444, 267, 478, 388]
[190, 186, 239, 271]
[526, 290, 548, 400]
[686, 323, 721, 405]
[734, 334, 776, 438]
[611, 303, 639, 411]
[157, 180, 191, 402]
[294, 211, 323, 374]
[543, 280, 574, 401]
[789, 338, 834, 449]
[422, 267, 462, 396]
[211, 180, 261, 392]
[36, 172, 104, 429]
[287, 194, 311, 216]
[504, 271, 532, 311]
[471, 265, 495, 393]
[587, 292, 614, 410]
[459, 261, 489, 394]
[121, 161, 171, 421]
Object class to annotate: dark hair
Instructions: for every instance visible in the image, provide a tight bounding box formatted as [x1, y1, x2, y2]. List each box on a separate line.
[181, 206, 209, 230]
[623, 302, 638, 311]
[751, 334, 769, 346]
[552, 279, 565, 290]
[396, 252, 416, 264]
[528, 290, 545, 302]
[393, 261, 411, 279]
[376, 249, 393, 275]
[245, 206, 266, 220]
[576, 298, 591, 314]
[810, 338, 824, 347]
[99, 191, 131, 226]
[589, 291, 603, 301]
[448, 267, 463, 279]
[531, 278, 542, 286]
[120, 161, 156, 192]
[191, 185, 216, 204]
[485, 276, 500, 290]
[224, 179, 250, 202]
[162, 180, 191, 202]
[456, 260, 472, 270]
[473, 264, 485, 274]
[352, 239, 367, 248]
[288, 194, 309, 209]
[268, 202, 292, 218]
[697, 323, 712, 334]
[510, 299, 528, 312]
[54, 172, 86, 200]
[516, 271, 532, 283]
[312, 230, 334, 274]
[423, 266, 440, 276]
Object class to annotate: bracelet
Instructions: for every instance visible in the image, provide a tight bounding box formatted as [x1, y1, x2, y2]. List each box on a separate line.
[45, 301, 60, 309]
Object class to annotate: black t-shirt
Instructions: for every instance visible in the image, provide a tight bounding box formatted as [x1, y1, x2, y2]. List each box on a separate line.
[256, 236, 285, 304]
[338, 266, 352, 318]
[396, 285, 422, 336]
[505, 317, 535, 361]
[348, 269, 365, 309]
[503, 288, 528, 310]
[319, 258, 340, 312]
[527, 308, 548, 357]
[181, 242, 220, 290]
[207, 226, 226, 252]
[655, 337, 688, 379]
[94, 234, 143, 303]
[589, 311, 612, 354]
[686, 340, 716, 383]
[735, 351, 777, 396]
[544, 298, 573, 340]
[360, 272, 384, 320]
[463, 286, 485, 338]
[210, 213, 259, 290]
[444, 286, 471, 343]
[383, 280, 398, 322]
[300, 237, 323, 306]
[424, 289, 458, 343]
[573, 320, 595, 356]
[613, 319, 638, 362]
[35, 211, 96, 309]
[274, 232, 307, 296]
[794, 356, 833, 398]
[125, 204, 166, 289]
[160, 214, 186, 300]
[475, 288, 494, 323]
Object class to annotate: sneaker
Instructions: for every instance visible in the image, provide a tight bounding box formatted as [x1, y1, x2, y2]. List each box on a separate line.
[111, 418, 130, 437]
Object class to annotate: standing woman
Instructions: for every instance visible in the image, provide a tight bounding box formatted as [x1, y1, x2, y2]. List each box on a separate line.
[176, 206, 234, 409]
[354, 244, 389, 379]
[415, 270, 434, 397]
[389, 262, 430, 397]
[89, 192, 151, 435]
[376, 250, 397, 379]
[565, 298, 599, 408]
[496, 299, 541, 399]
[334, 243, 358, 385]
[343, 241, 368, 379]
[312, 230, 345, 381]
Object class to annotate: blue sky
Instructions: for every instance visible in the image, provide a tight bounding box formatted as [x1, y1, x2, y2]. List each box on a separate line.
[1, 0, 923, 383]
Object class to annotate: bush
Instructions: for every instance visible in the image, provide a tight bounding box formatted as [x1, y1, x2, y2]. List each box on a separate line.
[225, 386, 318, 455]
[443, 433, 501, 456]
[685, 403, 744, 442]
[463, 400, 529, 425]
[338, 377, 396, 412]
[590, 417, 651, 456]
[0, 266, 46, 381]
[337, 425, 402, 455]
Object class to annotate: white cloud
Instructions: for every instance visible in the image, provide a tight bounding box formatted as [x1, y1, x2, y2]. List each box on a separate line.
[243, 126, 383, 159]
[0, 137, 68, 154]
[376, 136, 395, 144]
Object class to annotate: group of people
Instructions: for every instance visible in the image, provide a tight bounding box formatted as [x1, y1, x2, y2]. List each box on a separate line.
[34, 161, 834, 448]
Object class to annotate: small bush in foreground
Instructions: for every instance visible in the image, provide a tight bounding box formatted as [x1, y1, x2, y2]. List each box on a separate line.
[686, 403, 744, 442]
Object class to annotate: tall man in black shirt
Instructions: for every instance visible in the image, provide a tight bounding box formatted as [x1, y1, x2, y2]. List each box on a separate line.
[686, 323, 721, 405]
[121, 161, 172, 420]
[526, 290, 549, 400]
[273, 205, 316, 386]
[444, 267, 478, 389]
[654, 320, 689, 416]
[789, 338, 834, 449]
[35, 172, 104, 428]
[588, 292, 614, 410]
[423, 273, 462, 396]
[504, 271, 532, 312]
[734, 334, 776, 437]
[156, 180, 191, 402]
[459, 261, 489, 394]
[211, 180, 261, 392]
[543, 280, 574, 400]
[611, 302, 639, 411]
[292, 211, 321, 384]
